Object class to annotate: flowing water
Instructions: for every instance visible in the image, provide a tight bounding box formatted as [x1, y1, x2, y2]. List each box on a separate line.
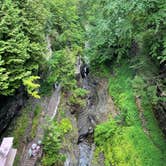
[77, 75, 98, 166]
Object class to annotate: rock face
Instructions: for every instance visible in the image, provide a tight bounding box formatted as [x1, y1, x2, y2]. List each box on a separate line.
[155, 85, 166, 136]
[77, 71, 118, 166]
[0, 90, 25, 134]
[155, 102, 166, 135]
[154, 65, 166, 136]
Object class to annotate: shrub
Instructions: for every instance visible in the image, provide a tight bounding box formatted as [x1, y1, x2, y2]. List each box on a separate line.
[69, 88, 88, 109]
[42, 118, 72, 166]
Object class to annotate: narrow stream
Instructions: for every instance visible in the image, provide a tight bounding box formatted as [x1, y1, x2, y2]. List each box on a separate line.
[77, 72, 97, 166]
[77, 25, 94, 165]
[64, 56, 115, 166]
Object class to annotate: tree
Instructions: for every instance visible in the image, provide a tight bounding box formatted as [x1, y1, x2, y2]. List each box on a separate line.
[0, 0, 48, 97]
[84, 0, 166, 65]
[0, 0, 30, 95]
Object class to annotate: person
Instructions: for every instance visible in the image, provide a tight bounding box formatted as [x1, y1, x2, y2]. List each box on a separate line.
[54, 82, 59, 89]
[80, 64, 89, 79]
[29, 142, 41, 158]
[36, 140, 41, 153]
[28, 148, 32, 158]
[30, 143, 37, 157]
[37, 140, 42, 145]
[31, 143, 37, 150]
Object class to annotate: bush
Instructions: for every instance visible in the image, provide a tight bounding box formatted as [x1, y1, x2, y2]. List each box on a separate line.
[30, 105, 42, 139]
[42, 118, 72, 166]
[94, 119, 118, 146]
[93, 60, 166, 166]
[69, 88, 88, 109]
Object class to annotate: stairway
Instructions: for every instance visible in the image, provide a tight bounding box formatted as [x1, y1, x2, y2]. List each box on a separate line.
[21, 143, 42, 166]
[22, 157, 37, 166]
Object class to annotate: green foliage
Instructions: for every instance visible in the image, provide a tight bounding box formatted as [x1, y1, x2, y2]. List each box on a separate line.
[132, 76, 146, 97]
[47, 49, 77, 90]
[0, 0, 48, 96]
[43, 0, 83, 49]
[132, 76, 159, 105]
[69, 88, 88, 108]
[94, 119, 118, 146]
[0, 55, 9, 92]
[94, 60, 166, 166]
[42, 119, 72, 166]
[42, 121, 64, 166]
[59, 118, 72, 133]
[23, 76, 40, 99]
[95, 120, 166, 166]
[0, 0, 29, 95]
[11, 107, 29, 147]
[39, 0, 84, 96]
[83, 0, 166, 65]
[0, 0, 84, 97]
[109, 61, 140, 126]
[30, 104, 42, 139]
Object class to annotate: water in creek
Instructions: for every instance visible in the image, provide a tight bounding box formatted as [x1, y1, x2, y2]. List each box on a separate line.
[77, 72, 97, 166]
[65, 55, 115, 165]
[78, 142, 94, 166]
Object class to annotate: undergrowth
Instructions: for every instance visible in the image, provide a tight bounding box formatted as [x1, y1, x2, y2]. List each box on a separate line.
[5, 103, 42, 166]
[11, 106, 30, 148]
[42, 118, 72, 166]
[30, 104, 42, 139]
[94, 60, 166, 166]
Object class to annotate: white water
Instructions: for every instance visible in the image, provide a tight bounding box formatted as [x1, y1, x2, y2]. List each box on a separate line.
[46, 35, 52, 60]
[51, 85, 61, 120]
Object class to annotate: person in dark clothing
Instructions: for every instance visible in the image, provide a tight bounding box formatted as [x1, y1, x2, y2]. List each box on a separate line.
[80, 64, 89, 79]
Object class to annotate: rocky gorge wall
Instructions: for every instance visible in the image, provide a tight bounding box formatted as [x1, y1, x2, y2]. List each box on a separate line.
[0, 89, 26, 135]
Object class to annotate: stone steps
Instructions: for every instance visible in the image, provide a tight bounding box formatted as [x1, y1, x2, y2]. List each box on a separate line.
[21, 156, 38, 166]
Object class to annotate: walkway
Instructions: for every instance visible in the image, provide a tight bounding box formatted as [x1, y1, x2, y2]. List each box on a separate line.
[20, 86, 61, 166]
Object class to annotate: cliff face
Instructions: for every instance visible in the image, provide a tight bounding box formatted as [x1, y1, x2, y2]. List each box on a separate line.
[0, 90, 26, 134]
[155, 101, 166, 136]
[154, 87, 166, 136]
[155, 65, 166, 136]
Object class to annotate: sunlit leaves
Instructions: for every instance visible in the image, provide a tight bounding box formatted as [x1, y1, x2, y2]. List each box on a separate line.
[84, 0, 166, 64]
[23, 76, 40, 99]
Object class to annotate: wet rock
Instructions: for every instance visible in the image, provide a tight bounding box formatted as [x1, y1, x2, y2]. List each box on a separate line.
[88, 114, 97, 127]
[77, 110, 90, 138]
[154, 102, 166, 135]
[0, 90, 25, 134]
[88, 126, 94, 134]
[78, 142, 92, 166]
[78, 135, 85, 144]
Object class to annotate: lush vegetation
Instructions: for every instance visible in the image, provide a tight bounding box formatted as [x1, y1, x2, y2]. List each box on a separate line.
[0, 0, 84, 98]
[42, 118, 72, 166]
[30, 104, 42, 139]
[1, 0, 166, 165]
[2, 103, 42, 166]
[0, 0, 48, 97]
[81, 1, 166, 127]
[82, 0, 166, 64]
[80, 1, 166, 165]
[94, 61, 166, 166]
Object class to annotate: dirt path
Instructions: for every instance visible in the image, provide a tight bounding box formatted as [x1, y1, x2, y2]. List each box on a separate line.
[20, 87, 61, 166]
